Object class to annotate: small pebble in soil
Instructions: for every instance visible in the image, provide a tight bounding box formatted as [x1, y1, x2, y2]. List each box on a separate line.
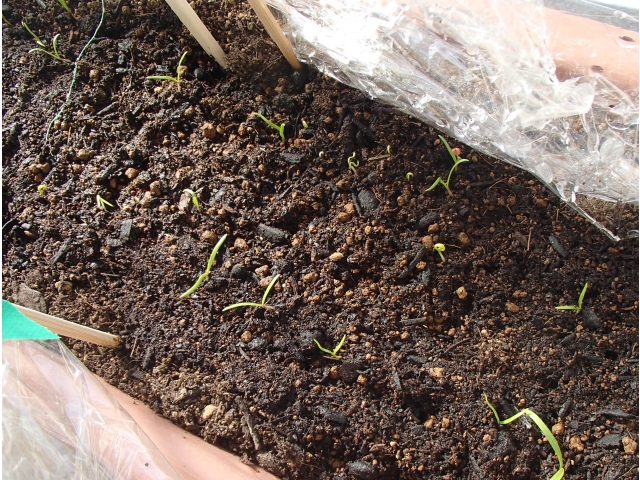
[247, 337, 268, 352]
[558, 399, 573, 418]
[234, 238, 249, 251]
[458, 231, 471, 247]
[416, 212, 439, 229]
[240, 331, 253, 343]
[124, 168, 139, 180]
[597, 434, 622, 449]
[551, 421, 564, 435]
[298, 329, 323, 350]
[120, 219, 133, 241]
[347, 461, 378, 479]
[339, 361, 362, 383]
[357, 190, 379, 213]
[303, 272, 318, 283]
[581, 308, 600, 330]
[505, 302, 520, 313]
[548, 235, 568, 258]
[329, 252, 344, 262]
[194, 68, 206, 80]
[421, 235, 434, 250]
[201, 404, 216, 422]
[201, 122, 216, 139]
[257, 223, 289, 243]
[317, 406, 347, 424]
[76, 148, 92, 161]
[200, 231, 218, 244]
[421, 268, 431, 287]
[623, 437, 638, 454]
[455, 286, 468, 300]
[569, 436, 585, 452]
[272, 93, 296, 113]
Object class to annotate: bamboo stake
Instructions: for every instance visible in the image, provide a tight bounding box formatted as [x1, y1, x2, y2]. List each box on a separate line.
[246, 0, 301, 70]
[163, 0, 228, 69]
[13, 304, 121, 348]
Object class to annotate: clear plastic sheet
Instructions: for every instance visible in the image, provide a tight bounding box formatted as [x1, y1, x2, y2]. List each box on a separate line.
[265, 0, 639, 239]
[2, 339, 180, 480]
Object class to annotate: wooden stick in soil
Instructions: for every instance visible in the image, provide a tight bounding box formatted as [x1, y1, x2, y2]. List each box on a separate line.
[246, 0, 301, 70]
[163, 0, 228, 69]
[13, 304, 121, 347]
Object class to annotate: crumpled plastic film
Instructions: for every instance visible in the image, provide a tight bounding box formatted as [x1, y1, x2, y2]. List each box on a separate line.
[264, 0, 639, 239]
[2, 339, 180, 480]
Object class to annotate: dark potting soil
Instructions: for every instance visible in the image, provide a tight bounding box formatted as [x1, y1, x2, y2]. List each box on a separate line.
[2, 0, 639, 478]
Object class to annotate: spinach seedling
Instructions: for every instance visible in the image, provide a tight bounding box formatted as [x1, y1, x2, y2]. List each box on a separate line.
[406, 172, 414, 181]
[555, 282, 588, 314]
[426, 135, 468, 195]
[386, 145, 392, 155]
[180, 234, 227, 298]
[223, 274, 281, 311]
[96, 194, 114, 211]
[147, 51, 188, 91]
[37, 185, 48, 195]
[486, 396, 564, 480]
[252, 112, 285, 141]
[183, 188, 200, 210]
[22, 22, 69, 62]
[347, 152, 359, 174]
[301, 119, 309, 129]
[434, 243, 446, 262]
[314, 334, 347, 359]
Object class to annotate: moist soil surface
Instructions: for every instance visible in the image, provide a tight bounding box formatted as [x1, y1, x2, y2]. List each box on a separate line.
[2, 1, 639, 479]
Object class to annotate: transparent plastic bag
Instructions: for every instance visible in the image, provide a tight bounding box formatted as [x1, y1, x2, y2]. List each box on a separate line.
[264, 0, 638, 239]
[2, 339, 180, 480]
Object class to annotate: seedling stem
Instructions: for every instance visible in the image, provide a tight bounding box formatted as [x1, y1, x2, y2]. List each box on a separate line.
[252, 112, 285, 141]
[96, 194, 114, 211]
[180, 234, 227, 298]
[23, 22, 70, 62]
[485, 396, 564, 480]
[183, 188, 200, 210]
[347, 152, 359, 174]
[555, 283, 588, 314]
[147, 51, 188, 91]
[223, 274, 281, 311]
[314, 334, 347, 359]
[426, 135, 468, 195]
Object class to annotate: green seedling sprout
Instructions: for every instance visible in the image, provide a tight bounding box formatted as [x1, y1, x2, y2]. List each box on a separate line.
[183, 188, 200, 210]
[3, 13, 13, 26]
[147, 51, 188, 91]
[37, 185, 48, 195]
[406, 172, 414, 181]
[426, 135, 469, 195]
[314, 334, 347, 359]
[301, 119, 309, 129]
[252, 112, 285, 141]
[555, 283, 588, 314]
[485, 396, 564, 480]
[22, 22, 69, 62]
[96, 194, 114, 211]
[180, 234, 227, 298]
[57, 0, 75, 17]
[434, 243, 446, 262]
[386, 145, 392, 155]
[347, 152, 359, 174]
[223, 274, 281, 311]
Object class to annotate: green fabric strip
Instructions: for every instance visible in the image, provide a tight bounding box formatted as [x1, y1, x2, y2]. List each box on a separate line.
[2, 300, 59, 341]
